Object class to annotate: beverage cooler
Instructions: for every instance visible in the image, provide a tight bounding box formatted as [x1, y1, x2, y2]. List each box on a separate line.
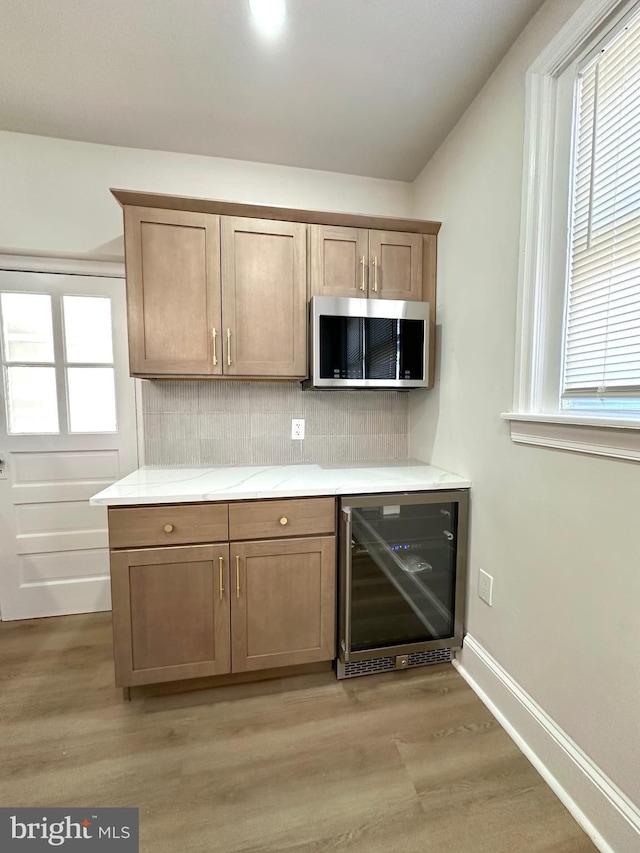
[338, 490, 469, 678]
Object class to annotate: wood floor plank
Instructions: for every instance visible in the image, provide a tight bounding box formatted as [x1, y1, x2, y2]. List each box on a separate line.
[0, 613, 597, 852]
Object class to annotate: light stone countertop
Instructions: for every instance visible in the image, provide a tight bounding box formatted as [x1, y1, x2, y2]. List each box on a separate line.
[90, 460, 470, 506]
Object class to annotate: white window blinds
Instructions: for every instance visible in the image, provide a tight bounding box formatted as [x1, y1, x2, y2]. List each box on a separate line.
[563, 10, 640, 406]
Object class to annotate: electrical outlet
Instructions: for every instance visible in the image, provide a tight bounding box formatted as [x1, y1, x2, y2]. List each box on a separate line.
[291, 418, 305, 440]
[478, 569, 493, 606]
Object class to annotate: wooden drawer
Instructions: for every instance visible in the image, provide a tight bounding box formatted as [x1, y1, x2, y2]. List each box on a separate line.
[229, 498, 335, 540]
[108, 503, 229, 549]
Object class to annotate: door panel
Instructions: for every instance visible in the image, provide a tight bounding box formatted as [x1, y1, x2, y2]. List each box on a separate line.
[231, 536, 336, 672]
[0, 271, 138, 620]
[309, 225, 369, 298]
[125, 207, 221, 375]
[110, 544, 231, 686]
[369, 230, 423, 301]
[221, 217, 307, 377]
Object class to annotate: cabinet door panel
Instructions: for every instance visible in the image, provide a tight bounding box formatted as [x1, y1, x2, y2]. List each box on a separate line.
[231, 537, 335, 672]
[369, 230, 423, 301]
[124, 207, 221, 375]
[221, 217, 307, 377]
[310, 225, 369, 298]
[111, 544, 230, 686]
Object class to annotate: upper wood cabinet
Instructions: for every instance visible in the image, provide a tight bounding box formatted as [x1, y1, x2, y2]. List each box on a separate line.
[122, 207, 307, 379]
[124, 207, 221, 376]
[220, 217, 307, 378]
[310, 224, 424, 302]
[309, 225, 369, 298]
[114, 189, 440, 382]
[369, 230, 423, 301]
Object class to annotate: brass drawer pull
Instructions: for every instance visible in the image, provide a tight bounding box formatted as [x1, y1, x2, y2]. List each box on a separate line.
[372, 256, 378, 292]
[163, 524, 174, 533]
[227, 328, 232, 366]
[360, 255, 366, 292]
[212, 327, 218, 366]
[236, 555, 240, 598]
[279, 516, 288, 526]
[219, 556, 224, 601]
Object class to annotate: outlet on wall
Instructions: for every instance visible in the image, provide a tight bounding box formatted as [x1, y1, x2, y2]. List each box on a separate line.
[291, 418, 305, 440]
[478, 569, 493, 606]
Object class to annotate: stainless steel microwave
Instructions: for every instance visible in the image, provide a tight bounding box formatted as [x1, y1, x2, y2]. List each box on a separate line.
[306, 296, 430, 389]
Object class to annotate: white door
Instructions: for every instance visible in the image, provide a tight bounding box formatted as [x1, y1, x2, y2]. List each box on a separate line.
[0, 271, 138, 620]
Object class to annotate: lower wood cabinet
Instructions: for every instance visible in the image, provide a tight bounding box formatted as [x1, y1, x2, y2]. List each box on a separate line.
[108, 499, 337, 689]
[231, 537, 336, 673]
[110, 544, 231, 686]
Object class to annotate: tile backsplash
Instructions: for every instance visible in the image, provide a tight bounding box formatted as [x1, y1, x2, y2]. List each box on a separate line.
[141, 381, 409, 466]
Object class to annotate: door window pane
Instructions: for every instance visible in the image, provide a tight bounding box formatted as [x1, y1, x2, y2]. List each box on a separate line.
[67, 367, 116, 432]
[63, 296, 114, 364]
[1, 293, 54, 363]
[6, 366, 59, 433]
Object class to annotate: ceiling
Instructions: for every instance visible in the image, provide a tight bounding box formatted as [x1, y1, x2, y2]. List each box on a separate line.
[0, 0, 546, 181]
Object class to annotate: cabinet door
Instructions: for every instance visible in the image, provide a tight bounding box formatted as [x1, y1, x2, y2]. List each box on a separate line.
[309, 225, 369, 298]
[368, 230, 423, 301]
[220, 217, 307, 377]
[124, 207, 221, 376]
[231, 537, 336, 672]
[110, 544, 230, 686]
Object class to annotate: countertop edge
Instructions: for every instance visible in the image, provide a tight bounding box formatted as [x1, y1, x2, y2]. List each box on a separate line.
[90, 480, 471, 507]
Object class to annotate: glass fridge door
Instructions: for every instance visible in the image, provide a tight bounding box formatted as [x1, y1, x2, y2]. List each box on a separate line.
[347, 500, 458, 653]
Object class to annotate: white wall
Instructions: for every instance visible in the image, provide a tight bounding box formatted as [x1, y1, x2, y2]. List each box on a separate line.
[0, 131, 412, 259]
[409, 0, 640, 827]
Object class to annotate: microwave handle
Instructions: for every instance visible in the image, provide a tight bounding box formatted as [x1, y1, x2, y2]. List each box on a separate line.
[342, 507, 353, 655]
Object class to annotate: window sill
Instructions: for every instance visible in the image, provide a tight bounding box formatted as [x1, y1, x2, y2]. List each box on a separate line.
[501, 413, 640, 462]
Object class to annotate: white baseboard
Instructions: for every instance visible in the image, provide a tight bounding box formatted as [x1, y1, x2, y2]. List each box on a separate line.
[454, 635, 640, 853]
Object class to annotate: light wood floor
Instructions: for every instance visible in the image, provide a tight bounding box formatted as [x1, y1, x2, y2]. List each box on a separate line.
[0, 612, 597, 853]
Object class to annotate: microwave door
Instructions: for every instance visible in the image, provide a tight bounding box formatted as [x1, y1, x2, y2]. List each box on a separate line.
[319, 315, 364, 380]
[362, 317, 426, 382]
[364, 317, 399, 380]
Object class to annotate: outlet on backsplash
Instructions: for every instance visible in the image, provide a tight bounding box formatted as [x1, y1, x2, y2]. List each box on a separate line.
[291, 419, 305, 440]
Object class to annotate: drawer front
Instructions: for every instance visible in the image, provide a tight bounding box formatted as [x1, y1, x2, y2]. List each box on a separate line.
[109, 503, 229, 549]
[229, 498, 335, 540]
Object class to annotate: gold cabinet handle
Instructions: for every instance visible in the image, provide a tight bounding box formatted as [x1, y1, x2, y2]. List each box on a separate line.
[372, 256, 378, 292]
[279, 516, 288, 526]
[227, 328, 232, 366]
[360, 255, 366, 292]
[212, 327, 218, 366]
[235, 555, 240, 598]
[163, 524, 174, 533]
[218, 556, 224, 601]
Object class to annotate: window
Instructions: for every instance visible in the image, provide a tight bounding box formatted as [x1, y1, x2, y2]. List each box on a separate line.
[1, 293, 59, 433]
[0, 292, 118, 435]
[562, 10, 640, 415]
[504, 0, 640, 462]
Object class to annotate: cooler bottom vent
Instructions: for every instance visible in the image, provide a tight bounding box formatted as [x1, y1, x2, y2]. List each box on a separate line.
[337, 647, 452, 679]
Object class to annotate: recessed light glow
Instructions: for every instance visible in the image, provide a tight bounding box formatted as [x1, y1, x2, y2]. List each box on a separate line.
[249, 0, 286, 34]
